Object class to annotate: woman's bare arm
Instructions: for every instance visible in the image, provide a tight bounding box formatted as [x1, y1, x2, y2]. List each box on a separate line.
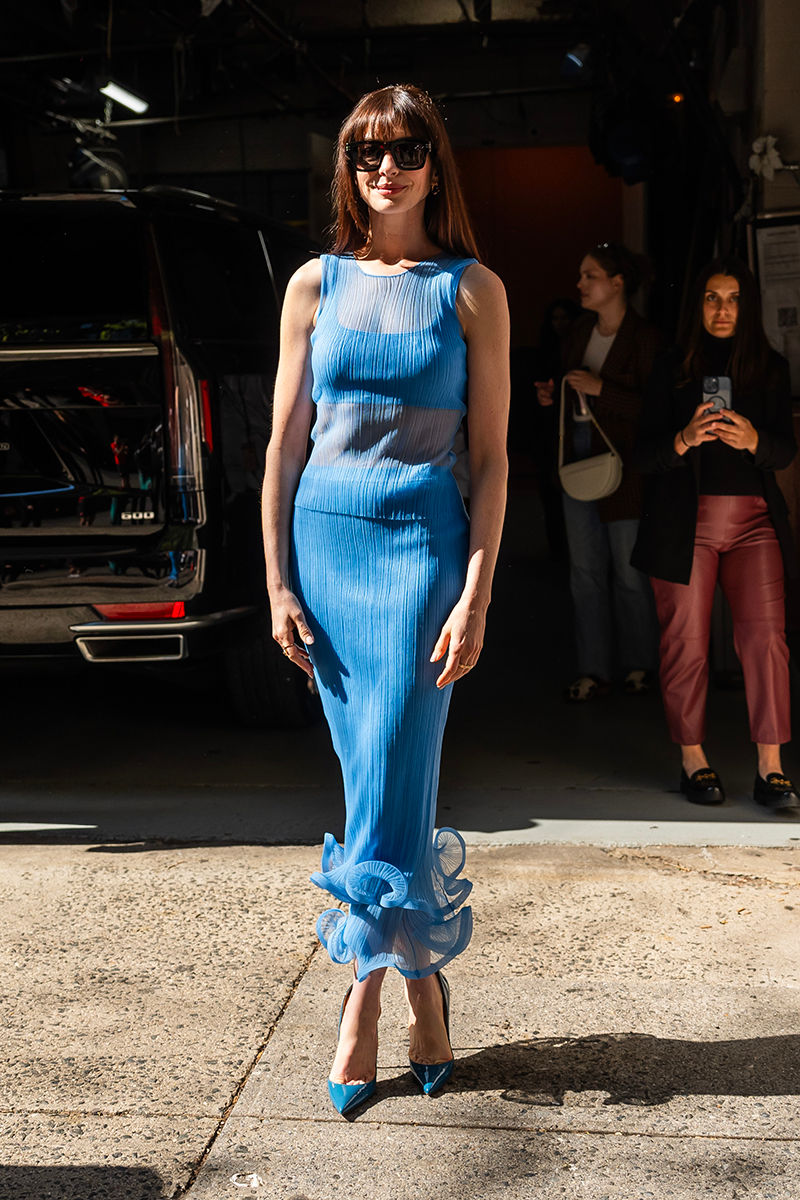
[433, 263, 510, 687]
[261, 258, 321, 677]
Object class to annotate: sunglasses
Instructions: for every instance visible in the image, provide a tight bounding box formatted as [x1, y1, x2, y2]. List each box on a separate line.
[345, 139, 433, 171]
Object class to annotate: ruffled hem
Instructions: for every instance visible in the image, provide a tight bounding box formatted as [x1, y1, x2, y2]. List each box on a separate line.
[310, 826, 473, 980]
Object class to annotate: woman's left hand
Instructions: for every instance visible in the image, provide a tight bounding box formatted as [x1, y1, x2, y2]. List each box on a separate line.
[712, 410, 759, 454]
[431, 598, 487, 688]
[565, 369, 603, 397]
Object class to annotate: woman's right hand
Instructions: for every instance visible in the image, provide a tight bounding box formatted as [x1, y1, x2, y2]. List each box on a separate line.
[270, 585, 315, 679]
[675, 401, 720, 454]
[535, 378, 555, 407]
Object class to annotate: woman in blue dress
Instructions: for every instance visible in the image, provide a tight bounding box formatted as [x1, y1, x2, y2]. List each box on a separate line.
[262, 84, 509, 1115]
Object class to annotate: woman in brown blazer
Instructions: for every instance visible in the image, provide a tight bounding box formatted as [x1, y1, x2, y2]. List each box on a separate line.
[537, 242, 665, 701]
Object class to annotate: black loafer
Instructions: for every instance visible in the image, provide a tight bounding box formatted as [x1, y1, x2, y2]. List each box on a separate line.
[754, 772, 800, 814]
[680, 767, 725, 805]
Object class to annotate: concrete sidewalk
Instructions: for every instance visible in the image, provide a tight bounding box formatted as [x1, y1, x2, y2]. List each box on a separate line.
[1, 839, 798, 1199]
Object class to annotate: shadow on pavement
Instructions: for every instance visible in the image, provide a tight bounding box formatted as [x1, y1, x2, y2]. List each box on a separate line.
[0, 1167, 165, 1200]
[446, 1033, 800, 1106]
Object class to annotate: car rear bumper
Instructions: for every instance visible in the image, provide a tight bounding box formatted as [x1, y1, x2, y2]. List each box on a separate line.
[69, 607, 258, 663]
[0, 606, 259, 664]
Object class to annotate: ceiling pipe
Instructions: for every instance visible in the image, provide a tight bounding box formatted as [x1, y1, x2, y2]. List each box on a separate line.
[434, 82, 593, 102]
[234, 0, 357, 102]
[100, 81, 592, 129]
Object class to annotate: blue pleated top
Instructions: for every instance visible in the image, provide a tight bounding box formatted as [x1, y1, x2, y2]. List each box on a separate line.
[294, 252, 477, 520]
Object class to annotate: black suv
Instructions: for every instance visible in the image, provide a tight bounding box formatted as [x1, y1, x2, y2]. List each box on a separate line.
[0, 186, 318, 727]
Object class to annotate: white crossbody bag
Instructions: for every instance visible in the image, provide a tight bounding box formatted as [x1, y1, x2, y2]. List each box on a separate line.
[557, 376, 623, 502]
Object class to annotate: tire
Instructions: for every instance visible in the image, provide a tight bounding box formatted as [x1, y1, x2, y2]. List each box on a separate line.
[224, 610, 322, 729]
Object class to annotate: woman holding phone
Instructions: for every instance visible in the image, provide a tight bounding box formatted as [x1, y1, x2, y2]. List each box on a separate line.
[632, 257, 800, 813]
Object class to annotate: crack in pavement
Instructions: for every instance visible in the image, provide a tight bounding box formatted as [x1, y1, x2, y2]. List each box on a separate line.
[0, 1107, 262, 1119]
[221, 1114, 800, 1142]
[0, 1108, 234, 1119]
[172, 939, 322, 1198]
[602, 848, 800, 890]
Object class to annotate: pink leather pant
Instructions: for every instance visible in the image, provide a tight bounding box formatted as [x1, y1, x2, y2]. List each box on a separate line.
[650, 495, 790, 746]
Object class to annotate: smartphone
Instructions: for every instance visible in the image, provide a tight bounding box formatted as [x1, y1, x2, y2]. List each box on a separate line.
[702, 375, 733, 423]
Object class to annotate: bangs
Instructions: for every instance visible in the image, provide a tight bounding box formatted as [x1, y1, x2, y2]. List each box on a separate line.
[343, 90, 434, 147]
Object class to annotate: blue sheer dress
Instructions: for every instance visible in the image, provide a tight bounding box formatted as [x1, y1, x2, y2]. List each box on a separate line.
[290, 253, 476, 981]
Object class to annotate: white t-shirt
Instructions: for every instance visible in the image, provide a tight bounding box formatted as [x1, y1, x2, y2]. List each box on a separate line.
[574, 326, 617, 421]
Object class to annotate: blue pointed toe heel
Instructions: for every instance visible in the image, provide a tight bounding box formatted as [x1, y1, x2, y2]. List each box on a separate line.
[409, 971, 454, 1096]
[327, 1077, 377, 1116]
[327, 984, 377, 1117]
[408, 1058, 454, 1096]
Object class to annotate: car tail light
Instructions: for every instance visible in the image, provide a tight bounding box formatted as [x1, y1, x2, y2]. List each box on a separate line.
[172, 347, 204, 494]
[93, 602, 186, 620]
[148, 232, 205, 526]
[199, 379, 214, 451]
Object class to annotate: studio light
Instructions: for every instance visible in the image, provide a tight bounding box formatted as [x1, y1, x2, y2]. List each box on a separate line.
[562, 43, 592, 77]
[68, 143, 129, 189]
[99, 79, 149, 114]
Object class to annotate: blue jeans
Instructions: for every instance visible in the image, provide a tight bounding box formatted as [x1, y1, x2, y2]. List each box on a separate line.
[562, 493, 658, 680]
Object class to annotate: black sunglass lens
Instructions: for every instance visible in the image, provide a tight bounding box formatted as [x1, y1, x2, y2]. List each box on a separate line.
[345, 143, 379, 167]
[394, 141, 425, 168]
[357, 143, 383, 167]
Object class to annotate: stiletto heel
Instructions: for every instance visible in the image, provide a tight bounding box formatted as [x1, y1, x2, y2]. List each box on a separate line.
[408, 971, 454, 1096]
[327, 985, 377, 1117]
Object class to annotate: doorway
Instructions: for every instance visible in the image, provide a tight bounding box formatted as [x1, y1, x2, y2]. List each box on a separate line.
[454, 145, 624, 347]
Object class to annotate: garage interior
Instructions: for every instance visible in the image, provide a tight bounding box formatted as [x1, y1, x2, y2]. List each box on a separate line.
[0, 1, 764, 337]
[2, 0, 800, 764]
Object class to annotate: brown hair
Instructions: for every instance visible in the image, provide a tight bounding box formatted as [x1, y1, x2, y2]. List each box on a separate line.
[329, 84, 482, 261]
[679, 256, 773, 393]
[585, 241, 653, 299]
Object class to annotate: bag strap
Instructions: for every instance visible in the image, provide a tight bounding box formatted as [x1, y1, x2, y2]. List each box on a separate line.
[558, 377, 567, 470]
[558, 376, 619, 466]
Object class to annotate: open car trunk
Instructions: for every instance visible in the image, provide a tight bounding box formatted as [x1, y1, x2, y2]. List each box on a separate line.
[0, 350, 165, 536]
[0, 200, 167, 542]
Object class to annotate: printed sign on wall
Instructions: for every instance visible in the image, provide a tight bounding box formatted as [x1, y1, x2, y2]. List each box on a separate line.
[754, 219, 800, 395]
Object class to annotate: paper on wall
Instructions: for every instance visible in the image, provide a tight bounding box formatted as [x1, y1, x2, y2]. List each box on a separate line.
[755, 223, 800, 394]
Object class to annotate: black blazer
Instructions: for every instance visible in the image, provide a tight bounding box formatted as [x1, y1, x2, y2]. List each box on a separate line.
[630, 348, 798, 584]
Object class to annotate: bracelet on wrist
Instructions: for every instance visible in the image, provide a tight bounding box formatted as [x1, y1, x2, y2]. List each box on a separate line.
[680, 429, 689, 448]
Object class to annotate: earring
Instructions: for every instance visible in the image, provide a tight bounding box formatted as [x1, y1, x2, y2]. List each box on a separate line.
[431, 180, 440, 195]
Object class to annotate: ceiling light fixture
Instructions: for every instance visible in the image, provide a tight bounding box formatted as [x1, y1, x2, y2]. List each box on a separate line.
[99, 79, 149, 114]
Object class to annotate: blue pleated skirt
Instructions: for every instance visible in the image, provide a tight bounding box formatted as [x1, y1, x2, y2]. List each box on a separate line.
[290, 505, 473, 981]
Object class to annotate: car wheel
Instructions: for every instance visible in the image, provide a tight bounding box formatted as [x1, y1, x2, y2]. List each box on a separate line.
[224, 610, 322, 729]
